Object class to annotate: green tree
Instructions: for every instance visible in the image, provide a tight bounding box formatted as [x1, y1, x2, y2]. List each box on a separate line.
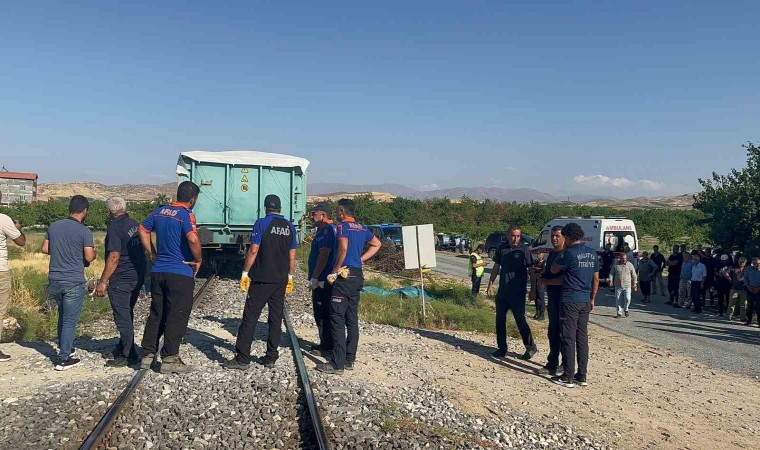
[695, 142, 760, 253]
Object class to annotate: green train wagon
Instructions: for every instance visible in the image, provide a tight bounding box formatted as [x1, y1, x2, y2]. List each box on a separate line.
[176, 151, 310, 270]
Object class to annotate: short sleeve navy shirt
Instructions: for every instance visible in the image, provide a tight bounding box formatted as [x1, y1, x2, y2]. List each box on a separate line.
[337, 218, 374, 269]
[140, 203, 197, 278]
[105, 214, 146, 282]
[308, 222, 336, 281]
[557, 243, 599, 303]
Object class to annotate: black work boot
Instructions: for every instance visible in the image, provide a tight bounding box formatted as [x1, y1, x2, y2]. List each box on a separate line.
[316, 362, 344, 375]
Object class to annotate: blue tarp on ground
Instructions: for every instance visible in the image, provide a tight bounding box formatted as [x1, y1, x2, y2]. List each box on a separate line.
[362, 285, 434, 300]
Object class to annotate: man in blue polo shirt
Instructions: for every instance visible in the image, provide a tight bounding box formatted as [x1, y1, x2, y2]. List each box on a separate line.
[224, 194, 298, 370]
[306, 202, 337, 357]
[317, 198, 382, 375]
[549, 222, 599, 388]
[138, 181, 202, 374]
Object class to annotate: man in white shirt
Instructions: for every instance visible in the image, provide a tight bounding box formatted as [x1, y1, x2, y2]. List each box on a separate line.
[0, 191, 27, 361]
[690, 252, 707, 314]
[611, 253, 638, 318]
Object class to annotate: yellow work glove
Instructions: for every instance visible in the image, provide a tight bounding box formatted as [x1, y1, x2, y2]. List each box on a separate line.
[240, 272, 251, 293]
[285, 274, 294, 294]
[327, 267, 349, 285]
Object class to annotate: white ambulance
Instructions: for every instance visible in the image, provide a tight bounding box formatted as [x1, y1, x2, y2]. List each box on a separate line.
[531, 216, 639, 260]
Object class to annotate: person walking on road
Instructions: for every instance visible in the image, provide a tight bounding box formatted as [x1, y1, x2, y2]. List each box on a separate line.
[536, 225, 564, 376]
[726, 257, 747, 321]
[469, 244, 487, 303]
[690, 252, 708, 314]
[317, 199, 382, 375]
[42, 195, 96, 371]
[611, 253, 638, 317]
[650, 245, 666, 297]
[744, 258, 760, 327]
[305, 202, 337, 357]
[95, 196, 147, 367]
[638, 252, 657, 304]
[600, 243, 614, 288]
[139, 181, 203, 374]
[677, 252, 694, 309]
[549, 223, 599, 388]
[225, 194, 298, 370]
[666, 245, 683, 305]
[486, 225, 538, 361]
[0, 192, 26, 362]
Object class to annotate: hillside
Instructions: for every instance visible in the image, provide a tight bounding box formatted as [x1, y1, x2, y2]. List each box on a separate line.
[38, 182, 176, 202]
[36, 181, 697, 209]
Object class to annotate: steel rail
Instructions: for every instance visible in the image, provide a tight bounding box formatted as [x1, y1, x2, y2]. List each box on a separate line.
[283, 306, 331, 450]
[79, 275, 216, 450]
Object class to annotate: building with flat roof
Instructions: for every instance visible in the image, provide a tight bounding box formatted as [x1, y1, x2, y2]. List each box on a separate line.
[0, 171, 38, 205]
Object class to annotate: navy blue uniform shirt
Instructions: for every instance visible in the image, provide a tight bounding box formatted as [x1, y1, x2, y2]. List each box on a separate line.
[556, 243, 599, 303]
[105, 213, 146, 282]
[140, 203, 197, 277]
[493, 243, 533, 292]
[308, 221, 336, 281]
[336, 218, 374, 269]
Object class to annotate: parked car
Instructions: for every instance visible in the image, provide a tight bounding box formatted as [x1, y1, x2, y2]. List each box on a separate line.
[484, 231, 535, 259]
[368, 223, 403, 249]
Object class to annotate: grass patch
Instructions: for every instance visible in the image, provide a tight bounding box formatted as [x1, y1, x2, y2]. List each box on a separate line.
[359, 291, 534, 338]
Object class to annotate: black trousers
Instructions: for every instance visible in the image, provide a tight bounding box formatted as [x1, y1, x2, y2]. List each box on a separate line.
[108, 275, 143, 359]
[546, 287, 562, 369]
[560, 301, 590, 377]
[471, 273, 483, 298]
[691, 281, 703, 312]
[668, 274, 680, 302]
[746, 292, 760, 325]
[495, 289, 535, 352]
[534, 281, 546, 313]
[312, 284, 334, 352]
[716, 284, 731, 314]
[329, 268, 363, 370]
[234, 281, 286, 364]
[141, 272, 195, 357]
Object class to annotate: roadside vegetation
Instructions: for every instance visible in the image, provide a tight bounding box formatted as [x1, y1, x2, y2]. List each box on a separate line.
[2, 231, 113, 343]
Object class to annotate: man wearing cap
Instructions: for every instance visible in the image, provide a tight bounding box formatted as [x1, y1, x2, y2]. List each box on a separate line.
[139, 181, 202, 374]
[307, 202, 337, 357]
[224, 194, 298, 370]
[316, 198, 381, 375]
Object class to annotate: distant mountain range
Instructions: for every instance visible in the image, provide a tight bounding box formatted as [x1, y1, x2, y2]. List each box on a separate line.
[35, 181, 696, 209]
[308, 183, 617, 203]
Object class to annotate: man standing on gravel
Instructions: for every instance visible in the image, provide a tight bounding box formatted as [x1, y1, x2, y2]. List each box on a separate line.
[611, 253, 637, 317]
[549, 222, 598, 388]
[0, 191, 26, 362]
[306, 202, 337, 357]
[536, 225, 564, 376]
[485, 224, 538, 361]
[317, 199, 381, 375]
[95, 196, 146, 367]
[224, 194, 298, 370]
[42, 195, 96, 371]
[139, 181, 202, 374]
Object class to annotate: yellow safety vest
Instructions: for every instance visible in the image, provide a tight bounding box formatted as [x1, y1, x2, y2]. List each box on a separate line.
[471, 252, 485, 277]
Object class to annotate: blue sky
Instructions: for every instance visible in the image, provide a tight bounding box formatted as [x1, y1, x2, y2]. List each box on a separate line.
[1, 1, 757, 197]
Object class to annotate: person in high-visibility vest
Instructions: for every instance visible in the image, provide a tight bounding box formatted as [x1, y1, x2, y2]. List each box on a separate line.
[470, 244, 487, 303]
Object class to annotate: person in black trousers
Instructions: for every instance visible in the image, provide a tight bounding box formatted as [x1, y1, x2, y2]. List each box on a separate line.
[486, 225, 538, 361]
[316, 199, 382, 375]
[224, 195, 298, 370]
[536, 225, 565, 376]
[549, 223, 599, 388]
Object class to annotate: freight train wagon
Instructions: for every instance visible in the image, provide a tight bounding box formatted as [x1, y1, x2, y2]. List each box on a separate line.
[176, 151, 310, 271]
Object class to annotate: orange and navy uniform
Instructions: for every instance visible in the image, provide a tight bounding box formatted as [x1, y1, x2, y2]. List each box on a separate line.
[336, 217, 374, 269]
[139, 202, 197, 277]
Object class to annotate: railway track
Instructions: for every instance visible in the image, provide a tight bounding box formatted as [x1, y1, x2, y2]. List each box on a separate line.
[79, 276, 330, 450]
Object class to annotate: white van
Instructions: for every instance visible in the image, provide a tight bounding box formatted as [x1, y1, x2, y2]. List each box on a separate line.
[532, 216, 639, 260]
